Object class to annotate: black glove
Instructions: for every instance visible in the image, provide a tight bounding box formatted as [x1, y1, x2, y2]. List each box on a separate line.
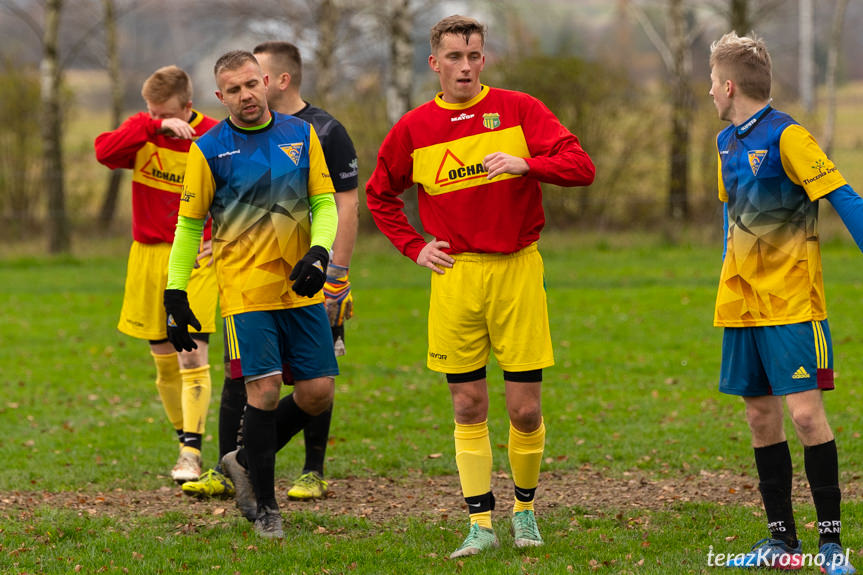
[164, 289, 201, 352]
[289, 245, 329, 297]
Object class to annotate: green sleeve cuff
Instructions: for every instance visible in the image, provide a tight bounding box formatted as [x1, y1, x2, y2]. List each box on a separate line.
[167, 216, 206, 290]
[309, 193, 337, 250]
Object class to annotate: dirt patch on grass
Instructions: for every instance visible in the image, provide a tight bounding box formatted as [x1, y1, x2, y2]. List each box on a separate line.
[4, 467, 858, 524]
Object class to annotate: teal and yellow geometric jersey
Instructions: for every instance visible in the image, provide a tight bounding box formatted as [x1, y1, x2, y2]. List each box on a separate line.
[180, 111, 335, 317]
[715, 107, 847, 327]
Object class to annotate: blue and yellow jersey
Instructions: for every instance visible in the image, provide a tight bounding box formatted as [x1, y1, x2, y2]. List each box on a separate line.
[180, 111, 334, 317]
[715, 107, 847, 327]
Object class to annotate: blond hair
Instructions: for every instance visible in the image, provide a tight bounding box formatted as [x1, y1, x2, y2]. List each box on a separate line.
[430, 15, 485, 53]
[709, 31, 772, 100]
[141, 65, 192, 105]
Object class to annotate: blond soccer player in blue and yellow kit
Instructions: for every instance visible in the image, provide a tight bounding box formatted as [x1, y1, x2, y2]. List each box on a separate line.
[163, 50, 338, 540]
[710, 32, 862, 574]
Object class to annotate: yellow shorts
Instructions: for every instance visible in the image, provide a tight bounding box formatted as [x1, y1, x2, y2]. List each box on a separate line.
[118, 241, 218, 340]
[427, 243, 554, 374]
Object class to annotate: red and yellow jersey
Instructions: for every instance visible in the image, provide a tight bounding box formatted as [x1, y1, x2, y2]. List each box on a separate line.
[715, 108, 847, 327]
[94, 110, 218, 244]
[366, 86, 595, 261]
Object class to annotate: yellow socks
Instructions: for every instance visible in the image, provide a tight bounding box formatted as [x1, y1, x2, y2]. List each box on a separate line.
[454, 420, 494, 529]
[508, 419, 545, 513]
[152, 351, 183, 437]
[180, 364, 211, 437]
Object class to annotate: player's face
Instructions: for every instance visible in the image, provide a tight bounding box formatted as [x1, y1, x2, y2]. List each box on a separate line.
[709, 66, 732, 122]
[429, 32, 485, 104]
[215, 60, 271, 127]
[146, 97, 192, 122]
[253, 52, 281, 108]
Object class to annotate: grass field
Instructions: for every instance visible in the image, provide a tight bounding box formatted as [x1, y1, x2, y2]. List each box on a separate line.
[2, 232, 863, 574]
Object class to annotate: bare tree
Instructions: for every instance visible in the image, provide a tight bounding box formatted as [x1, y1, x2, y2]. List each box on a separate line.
[42, 0, 69, 253]
[385, 0, 413, 126]
[822, 0, 849, 155]
[667, 0, 692, 219]
[798, 0, 814, 112]
[313, 0, 338, 107]
[729, 0, 751, 33]
[630, 0, 696, 220]
[97, 0, 123, 230]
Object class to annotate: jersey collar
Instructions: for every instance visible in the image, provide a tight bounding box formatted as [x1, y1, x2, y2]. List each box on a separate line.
[434, 85, 489, 110]
[735, 103, 773, 139]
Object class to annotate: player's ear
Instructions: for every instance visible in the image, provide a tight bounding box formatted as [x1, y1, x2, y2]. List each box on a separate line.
[429, 54, 439, 73]
[214, 90, 224, 104]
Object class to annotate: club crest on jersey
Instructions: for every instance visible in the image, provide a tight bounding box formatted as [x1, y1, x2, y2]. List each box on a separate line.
[748, 150, 767, 176]
[482, 113, 500, 130]
[279, 143, 304, 166]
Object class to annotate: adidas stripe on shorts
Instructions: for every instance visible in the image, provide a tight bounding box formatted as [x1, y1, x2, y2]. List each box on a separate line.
[719, 320, 834, 397]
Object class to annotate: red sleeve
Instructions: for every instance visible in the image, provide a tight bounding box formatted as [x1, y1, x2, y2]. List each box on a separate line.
[521, 96, 595, 187]
[94, 112, 161, 169]
[365, 122, 428, 262]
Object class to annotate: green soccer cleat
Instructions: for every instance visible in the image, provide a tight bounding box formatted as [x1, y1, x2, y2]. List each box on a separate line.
[511, 510, 544, 548]
[181, 467, 235, 499]
[287, 471, 328, 500]
[449, 523, 499, 559]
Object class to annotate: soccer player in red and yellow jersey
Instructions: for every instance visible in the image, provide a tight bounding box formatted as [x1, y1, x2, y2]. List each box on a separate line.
[366, 15, 595, 558]
[710, 32, 862, 574]
[94, 66, 218, 486]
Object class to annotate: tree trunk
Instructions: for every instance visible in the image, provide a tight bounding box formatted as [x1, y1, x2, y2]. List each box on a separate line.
[798, 0, 814, 113]
[667, 0, 691, 220]
[385, 0, 412, 126]
[822, 0, 849, 156]
[98, 0, 123, 231]
[42, 0, 69, 253]
[314, 0, 337, 107]
[729, 0, 751, 34]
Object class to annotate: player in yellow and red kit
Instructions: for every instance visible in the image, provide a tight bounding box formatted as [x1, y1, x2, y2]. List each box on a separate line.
[366, 15, 594, 559]
[94, 66, 218, 486]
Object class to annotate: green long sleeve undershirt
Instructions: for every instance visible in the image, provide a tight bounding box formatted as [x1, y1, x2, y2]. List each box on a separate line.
[309, 192, 338, 249]
[166, 216, 205, 291]
[166, 192, 337, 291]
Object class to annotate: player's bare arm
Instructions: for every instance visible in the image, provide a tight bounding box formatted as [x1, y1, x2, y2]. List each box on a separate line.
[159, 117, 196, 140]
[416, 239, 454, 275]
[483, 152, 529, 180]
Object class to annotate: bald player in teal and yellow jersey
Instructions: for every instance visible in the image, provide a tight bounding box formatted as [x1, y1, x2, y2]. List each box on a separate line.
[163, 50, 338, 540]
[710, 31, 862, 574]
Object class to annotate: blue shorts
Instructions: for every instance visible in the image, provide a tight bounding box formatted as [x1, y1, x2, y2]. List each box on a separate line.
[719, 320, 834, 396]
[224, 305, 338, 382]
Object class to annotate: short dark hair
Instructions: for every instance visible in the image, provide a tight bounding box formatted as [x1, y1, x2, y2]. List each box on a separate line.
[213, 50, 259, 78]
[253, 41, 303, 88]
[430, 15, 486, 53]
